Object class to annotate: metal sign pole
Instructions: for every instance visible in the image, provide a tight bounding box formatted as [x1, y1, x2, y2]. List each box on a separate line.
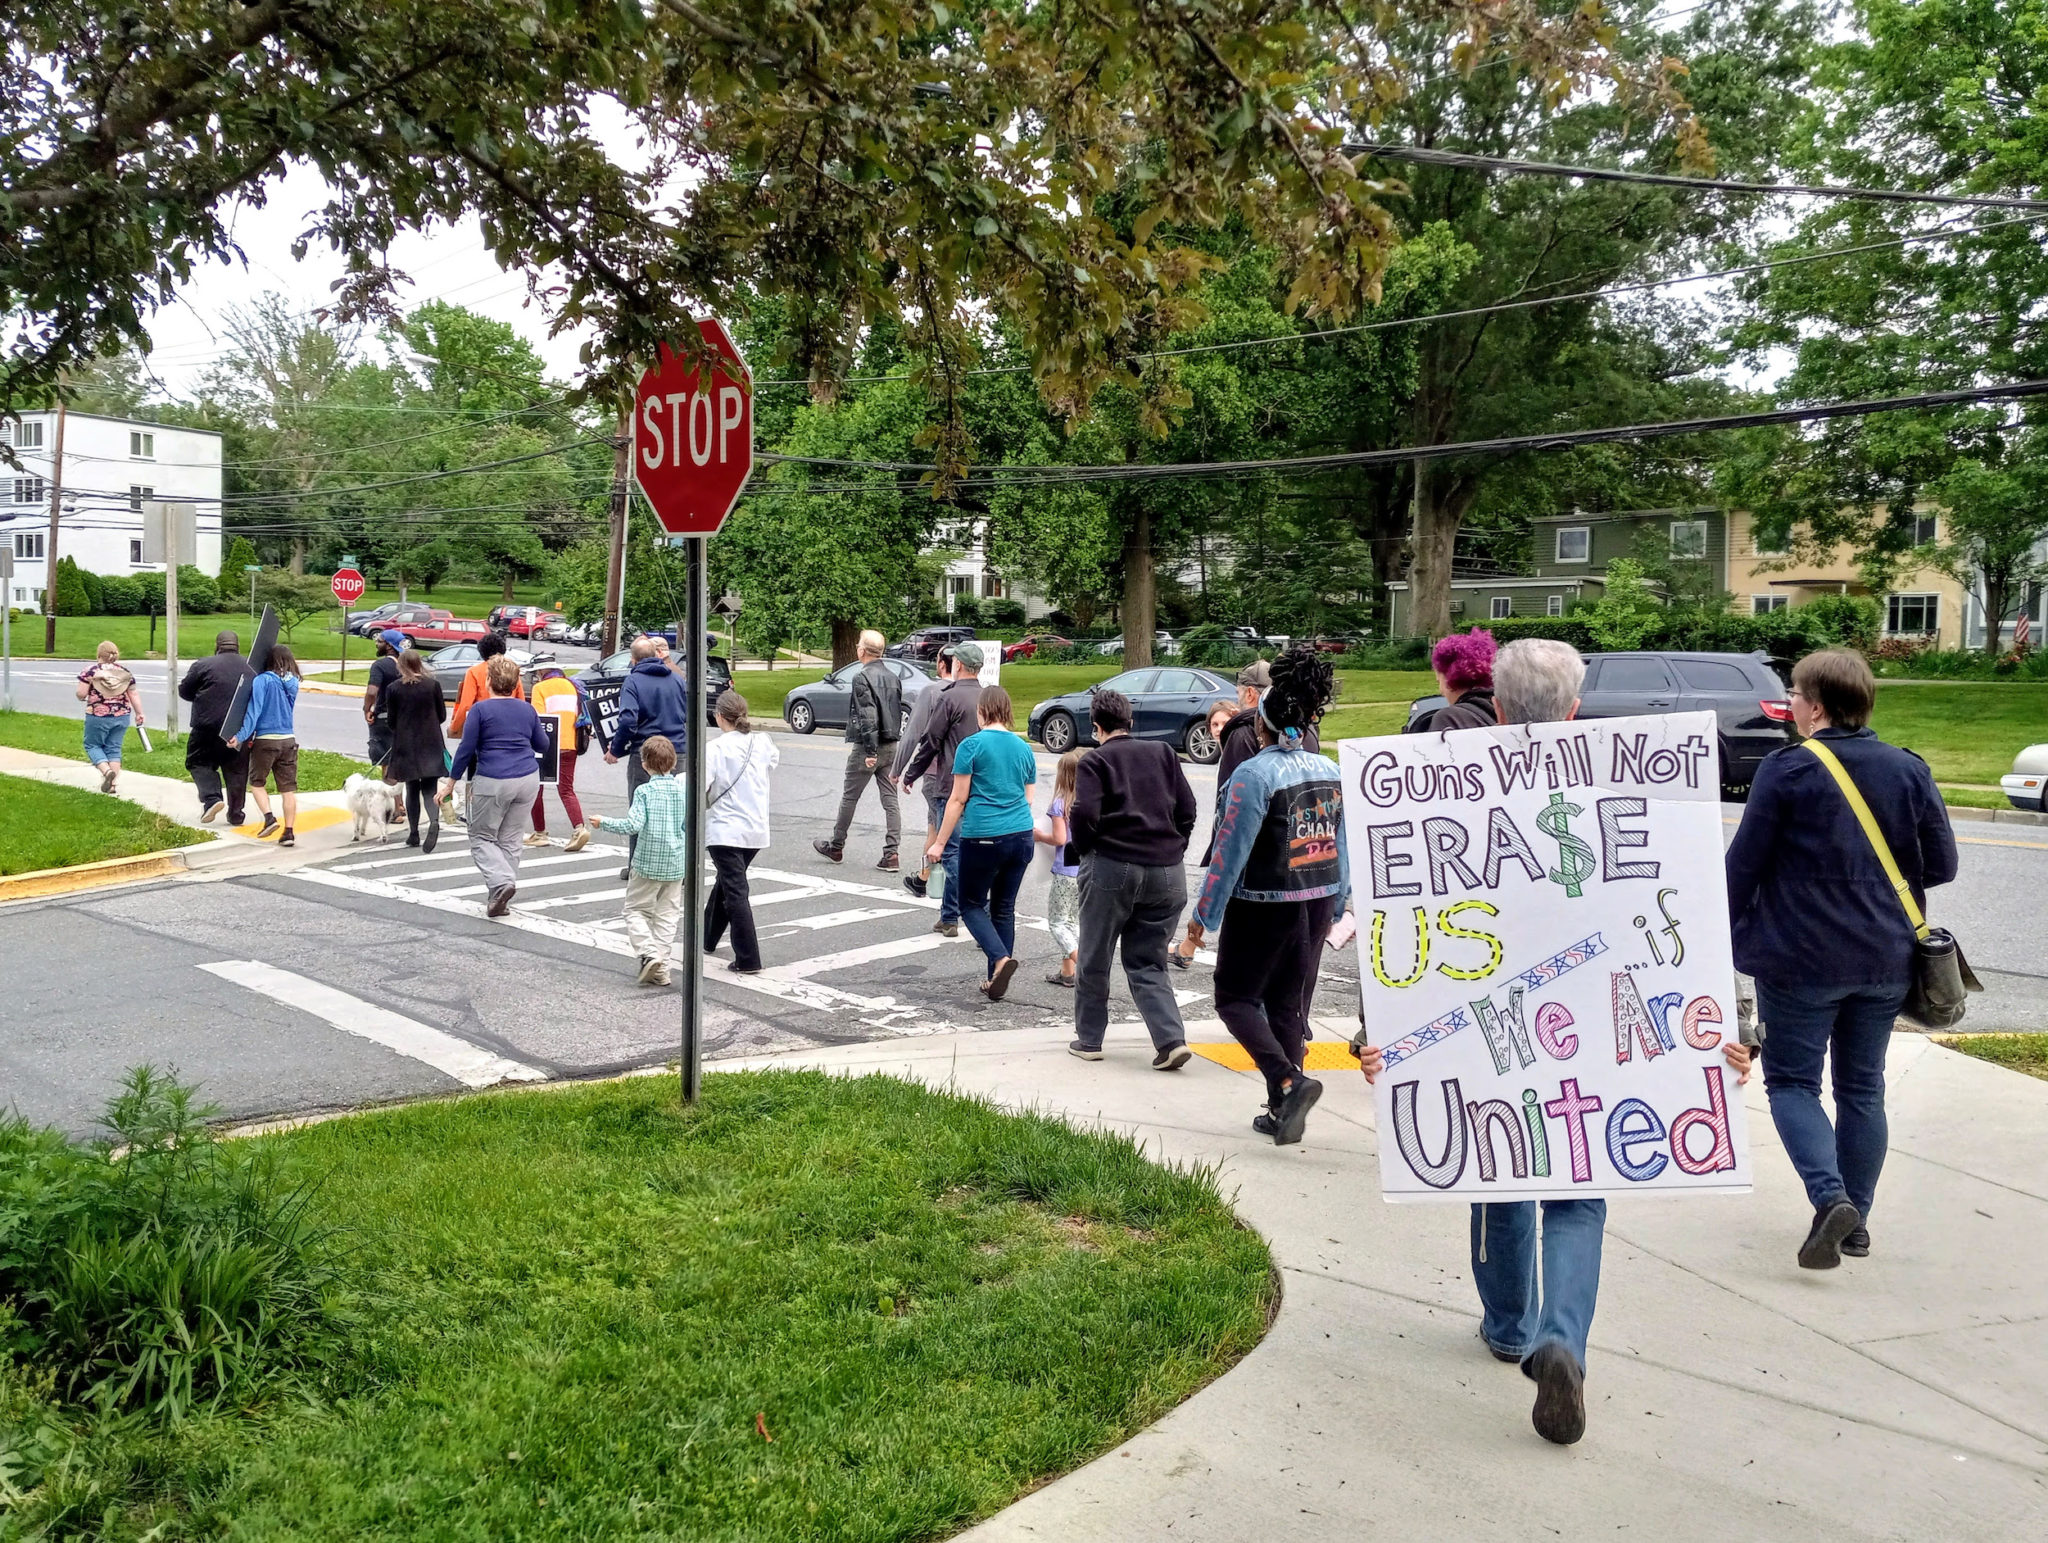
[165, 533, 179, 742]
[680, 533, 708, 1105]
[1, 548, 13, 712]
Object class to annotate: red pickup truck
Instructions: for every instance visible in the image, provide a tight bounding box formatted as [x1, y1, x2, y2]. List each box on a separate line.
[398, 616, 491, 649]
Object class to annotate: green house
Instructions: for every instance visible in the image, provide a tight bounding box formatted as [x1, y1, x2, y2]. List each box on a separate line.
[1385, 507, 1729, 637]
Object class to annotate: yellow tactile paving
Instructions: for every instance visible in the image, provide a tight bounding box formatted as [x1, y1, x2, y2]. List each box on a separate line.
[1190, 1041, 1359, 1072]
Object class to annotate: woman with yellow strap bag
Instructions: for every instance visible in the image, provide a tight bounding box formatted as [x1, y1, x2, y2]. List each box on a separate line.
[1725, 649, 1969, 1271]
[527, 665, 591, 852]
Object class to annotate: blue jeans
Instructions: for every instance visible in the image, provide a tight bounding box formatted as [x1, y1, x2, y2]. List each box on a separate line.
[956, 830, 1033, 976]
[1471, 1199, 1606, 1371]
[1755, 977, 1907, 1217]
[83, 713, 130, 765]
[926, 791, 964, 925]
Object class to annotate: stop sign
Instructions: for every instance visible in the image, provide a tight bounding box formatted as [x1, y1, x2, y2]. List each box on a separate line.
[331, 568, 365, 606]
[633, 318, 754, 536]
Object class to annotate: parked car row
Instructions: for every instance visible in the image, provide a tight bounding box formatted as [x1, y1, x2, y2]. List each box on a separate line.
[1026, 667, 1239, 764]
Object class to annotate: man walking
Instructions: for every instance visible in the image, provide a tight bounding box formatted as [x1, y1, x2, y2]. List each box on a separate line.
[177, 630, 253, 826]
[363, 628, 405, 768]
[896, 642, 983, 937]
[814, 629, 904, 871]
[1068, 689, 1199, 1069]
[605, 636, 690, 880]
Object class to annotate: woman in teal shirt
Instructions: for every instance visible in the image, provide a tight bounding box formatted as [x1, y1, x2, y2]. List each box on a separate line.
[927, 686, 1037, 999]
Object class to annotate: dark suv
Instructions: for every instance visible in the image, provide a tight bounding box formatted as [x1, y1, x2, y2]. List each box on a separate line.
[1405, 650, 1794, 793]
[888, 625, 977, 661]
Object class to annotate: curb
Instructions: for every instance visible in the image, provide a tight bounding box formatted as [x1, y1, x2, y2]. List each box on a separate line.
[0, 844, 197, 903]
[1948, 803, 2048, 827]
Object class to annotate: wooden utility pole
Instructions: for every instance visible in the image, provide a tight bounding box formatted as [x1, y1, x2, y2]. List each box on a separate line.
[601, 405, 631, 655]
[42, 403, 66, 654]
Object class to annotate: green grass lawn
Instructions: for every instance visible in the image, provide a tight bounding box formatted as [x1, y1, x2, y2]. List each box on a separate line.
[1872, 683, 2047, 785]
[0, 773, 208, 874]
[14, 1071, 1271, 1541]
[0, 709, 363, 792]
[1937, 1034, 2048, 1082]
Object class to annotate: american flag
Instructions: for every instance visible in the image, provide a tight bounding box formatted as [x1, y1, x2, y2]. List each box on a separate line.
[2018, 613, 2033, 652]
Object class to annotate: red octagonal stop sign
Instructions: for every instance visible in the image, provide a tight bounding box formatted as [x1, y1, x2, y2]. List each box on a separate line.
[331, 568, 365, 606]
[633, 318, 753, 536]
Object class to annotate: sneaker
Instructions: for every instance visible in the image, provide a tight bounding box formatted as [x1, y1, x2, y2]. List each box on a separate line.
[812, 839, 844, 863]
[649, 965, 672, 987]
[486, 885, 515, 918]
[1527, 1342, 1587, 1445]
[522, 832, 551, 848]
[1798, 1200, 1862, 1270]
[258, 813, 279, 838]
[1047, 971, 1077, 988]
[903, 873, 929, 900]
[876, 852, 900, 872]
[1068, 1042, 1104, 1061]
[931, 921, 958, 938]
[619, 866, 631, 882]
[1169, 949, 1192, 971]
[1841, 1225, 1871, 1259]
[200, 800, 225, 825]
[1251, 1111, 1278, 1137]
[278, 828, 295, 848]
[636, 955, 663, 985]
[984, 956, 1019, 1001]
[564, 825, 590, 854]
[1151, 1044, 1193, 1072]
[726, 961, 764, 975]
[226, 809, 247, 827]
[1270, 1076, 1323, 1145]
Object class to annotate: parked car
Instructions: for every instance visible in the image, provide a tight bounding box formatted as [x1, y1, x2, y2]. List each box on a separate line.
[561, 619, 603, 647]
[575, 647, 733, 727]
[424, 642, 554, 701]
[783, 657, 936, 736]
[538, 616, 575, 643]
[2002, 745, 2048, 810]
[887, 625, 978, 662]
[1003, 632, 1072, 663]
[1027, 667, 1238, 763]
[486, 605, 565, 639]
[1094, 630, 1181, 658]
[352, 603, 448, 638]
[1403, 649, 1795, 793]
[340, 602, 401, 633]
[397, 616, 492, 649]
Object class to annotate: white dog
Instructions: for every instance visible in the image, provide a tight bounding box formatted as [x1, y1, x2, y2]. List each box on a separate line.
[343, 773, 400, 843]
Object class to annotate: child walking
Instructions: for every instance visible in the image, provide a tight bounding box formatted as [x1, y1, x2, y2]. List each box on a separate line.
[1037, 748, 1085, 986]
[590, 735, 689, 986]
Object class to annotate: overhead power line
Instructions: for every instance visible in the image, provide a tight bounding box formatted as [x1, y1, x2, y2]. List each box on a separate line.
[1344, 143, 2048, 213]
[216, 437, 609, 505]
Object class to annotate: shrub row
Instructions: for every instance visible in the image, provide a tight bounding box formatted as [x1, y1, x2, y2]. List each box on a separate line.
[50, 556, 230, 617]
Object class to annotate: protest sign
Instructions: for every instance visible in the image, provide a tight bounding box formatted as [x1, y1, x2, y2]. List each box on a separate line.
[1342, 711, 1749, 1203]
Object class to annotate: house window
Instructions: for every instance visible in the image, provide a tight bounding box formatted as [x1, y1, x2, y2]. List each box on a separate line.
[1, 420, 43, 450]
[130, 539, 145, 564]
[980, 573, 1005, 599]
[1546, 594, 1564, 618]
[12, 477, 44, 505]
[130, 431, 155, 459]
[1913, 512, 1939, 546]
[129, 484, 153, 511]
[1554, 527, 1590, 563]
[1886, 593, 1939, 636]
[1490, 596, 1513, 620]
[1669, 519, 1708, 559]
[13, 532, 45, 559]
[1752, 594, 1788, 615]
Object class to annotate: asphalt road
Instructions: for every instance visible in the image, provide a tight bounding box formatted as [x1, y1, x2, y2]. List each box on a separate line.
[5, 666, 2045, 1136]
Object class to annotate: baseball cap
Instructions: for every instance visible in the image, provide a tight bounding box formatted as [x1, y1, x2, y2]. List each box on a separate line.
[1236, 660, 1272, 689]
[951, 641, 985, 672]
[379, 629, 408, 649]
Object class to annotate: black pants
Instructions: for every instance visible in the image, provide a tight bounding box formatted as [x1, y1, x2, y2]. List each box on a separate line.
[705, 845, 761, 969]
[184, 721, 250, 822]
[1215, 894, 1336, 1105]
[368, 723, 393, 768]
[403, 777, 441, 838]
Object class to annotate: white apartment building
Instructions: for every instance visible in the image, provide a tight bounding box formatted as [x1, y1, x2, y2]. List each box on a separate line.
[2, 410, 223, 611]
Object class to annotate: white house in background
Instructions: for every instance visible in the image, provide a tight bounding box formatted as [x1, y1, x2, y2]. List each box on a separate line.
[931, 522, 1053, 619]
[2, 411, 223, 612]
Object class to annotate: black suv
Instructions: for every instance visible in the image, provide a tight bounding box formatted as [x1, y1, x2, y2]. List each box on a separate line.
[887, 625, 977, 661]
[1405, 650, 1795, 793]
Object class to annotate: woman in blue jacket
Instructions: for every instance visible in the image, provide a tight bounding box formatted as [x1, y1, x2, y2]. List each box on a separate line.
[229, 645, 303, 846]
[1189, 647, 1348, 1145]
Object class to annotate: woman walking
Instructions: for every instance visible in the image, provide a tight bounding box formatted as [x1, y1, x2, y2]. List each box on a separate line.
[926, 685, 1037, 1000]
[1172, 700, 1243, 969]
[1189, 647, 1347, 1145]
[703, 689, 779, 974]
[1406, 628, 1499, 733]
[75, 641, 144, 793]
[382, 650, 451, 852]
[449, 654, 547, 917]
[1037, 748, 1085, 986]
[1726, 648, 1958, 1269]
[230, 644, 303, 846]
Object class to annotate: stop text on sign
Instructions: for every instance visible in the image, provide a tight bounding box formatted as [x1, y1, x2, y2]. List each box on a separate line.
[631, 318, 753, 537]
[639, 384, 747, 471]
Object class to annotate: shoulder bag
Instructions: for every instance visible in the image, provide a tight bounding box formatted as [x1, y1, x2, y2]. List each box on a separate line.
[707, 734, 761, 811]
[1804, 740, 1981, 1029]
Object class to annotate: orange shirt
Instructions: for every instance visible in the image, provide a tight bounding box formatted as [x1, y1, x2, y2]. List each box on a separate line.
[449, 660, 524, 735]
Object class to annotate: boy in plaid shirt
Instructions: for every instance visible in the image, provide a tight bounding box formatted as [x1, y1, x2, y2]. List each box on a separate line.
[591, 735, 690, 986]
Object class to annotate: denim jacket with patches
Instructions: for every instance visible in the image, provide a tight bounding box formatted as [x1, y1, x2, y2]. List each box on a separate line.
[1194, 743, 1349, 931]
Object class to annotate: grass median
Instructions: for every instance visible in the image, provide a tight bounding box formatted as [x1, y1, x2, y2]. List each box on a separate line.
[0, 709, 362, 792]
[3, 1070, 1272, 1541]
[0, 773, 207, 874]
[1937, 1034, 2048, 1082]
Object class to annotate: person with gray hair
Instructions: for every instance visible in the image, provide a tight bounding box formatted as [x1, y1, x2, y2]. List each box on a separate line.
[815, 627, 905, 870]
[1492, 637, 1586, 725]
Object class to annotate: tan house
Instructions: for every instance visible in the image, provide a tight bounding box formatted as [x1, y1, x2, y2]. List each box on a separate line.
[1724, 509, 1973, 650]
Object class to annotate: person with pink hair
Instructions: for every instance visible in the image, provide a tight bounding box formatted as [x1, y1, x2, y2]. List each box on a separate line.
[1407, 628, 1500, 732]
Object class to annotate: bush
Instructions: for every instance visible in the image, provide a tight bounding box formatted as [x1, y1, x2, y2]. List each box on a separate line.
[78, 568, 105, 615]
[96, 574, 146, 616]
[1481, 616, 1596, 650]
[174, 564, 221, 615]
[949, 595, 983, 629]
[0, 1068, 347, 1424]
[50, 557, 93, 617]
[981, 598, 1027, 629]
[1178, 623, 1258, 670]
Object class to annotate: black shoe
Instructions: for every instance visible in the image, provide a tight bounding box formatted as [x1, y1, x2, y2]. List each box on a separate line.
[486, 885, 516, 918]
[1270, 1076, 1323, 1145]
[1527, 1342, 1587, 1445]
[876, 852, 899, 872]
[619, 866, 631, 882]
[1841, 1225, 1871, 1259]
[903, 873, 929, 899]
[1799, 1200, 1862, 1270]
[423, 817, 439, 856]
[1067, 1042, 1104, 1061]
[1485, 1338, 1525, 1365]
[258, 813, 279, 838]
[1152, 1044, 1192, 1071]
[278, 828, 294, 848]
[405, 832, 421, 847]
[813, 839, 844, 863]
[932, 920, 958, 937]
[1251, 1111, 1278, 1137]
[200, 800, 225, 825]
[1169, 949, 1192, 971]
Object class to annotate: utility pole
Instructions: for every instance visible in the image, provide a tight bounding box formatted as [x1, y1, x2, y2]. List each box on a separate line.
[42, 403, 65, 654]
[601, 404, 631, 655]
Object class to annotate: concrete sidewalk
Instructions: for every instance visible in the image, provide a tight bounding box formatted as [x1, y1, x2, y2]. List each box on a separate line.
[732, 1022, 2048, 1540]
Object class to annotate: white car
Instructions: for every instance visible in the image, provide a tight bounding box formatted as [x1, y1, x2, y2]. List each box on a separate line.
[1094, 630, 1180, 658]
[2002, 744, 2048, 810]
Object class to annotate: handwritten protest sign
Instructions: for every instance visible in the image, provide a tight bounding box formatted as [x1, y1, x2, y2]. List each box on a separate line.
[1342, 711, 1750, 1203]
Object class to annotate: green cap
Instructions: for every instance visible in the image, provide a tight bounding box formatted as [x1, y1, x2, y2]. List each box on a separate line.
[951, 641, 984, 671]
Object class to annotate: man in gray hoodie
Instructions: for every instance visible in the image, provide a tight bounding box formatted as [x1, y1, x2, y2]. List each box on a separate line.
[894, 642, 983, 936]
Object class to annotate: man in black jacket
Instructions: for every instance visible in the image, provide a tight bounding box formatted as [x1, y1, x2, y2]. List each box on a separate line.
[178, 631, 254, 825]
[895, 643, 984, 933]
[1069, 689, 1199, 1068]
[815, 629, 905, 871]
